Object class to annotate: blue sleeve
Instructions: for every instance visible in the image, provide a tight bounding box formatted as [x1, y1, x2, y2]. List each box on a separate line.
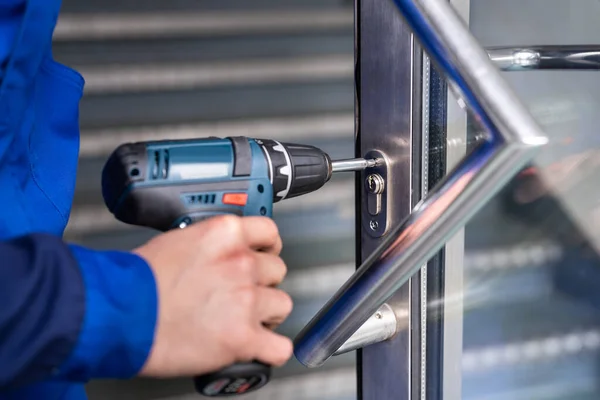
[54, 245, 158, 381]
[0, 233, 84, 389]
[0, 234, 158, 389]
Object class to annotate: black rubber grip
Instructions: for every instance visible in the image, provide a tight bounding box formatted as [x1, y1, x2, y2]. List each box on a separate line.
[194, 361, 271, 397]
[282, 142, 332, 199]
[229, 136, 252, 177]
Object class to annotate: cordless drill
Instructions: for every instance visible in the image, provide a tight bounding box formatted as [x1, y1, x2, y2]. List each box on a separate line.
[100, 136, 376, 397]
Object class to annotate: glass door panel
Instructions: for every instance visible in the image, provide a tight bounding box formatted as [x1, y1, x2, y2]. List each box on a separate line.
[454, 1, 600, 399]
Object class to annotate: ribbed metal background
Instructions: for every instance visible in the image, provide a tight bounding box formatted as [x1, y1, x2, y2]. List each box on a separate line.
[53, 1, 357, 399]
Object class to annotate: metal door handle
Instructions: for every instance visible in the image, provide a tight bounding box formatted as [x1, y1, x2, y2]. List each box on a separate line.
[293, 0, 549, 368]
[487, 45, 600, 71]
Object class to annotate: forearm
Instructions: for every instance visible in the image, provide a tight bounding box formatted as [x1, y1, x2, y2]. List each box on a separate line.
[0, 234, 158, 389]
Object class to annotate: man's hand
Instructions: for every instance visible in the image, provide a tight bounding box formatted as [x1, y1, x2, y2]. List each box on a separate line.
[132, 215, 293, 378]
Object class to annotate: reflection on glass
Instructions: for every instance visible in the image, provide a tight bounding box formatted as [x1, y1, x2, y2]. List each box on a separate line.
[446, 1, 600, 399]
[459, 119, 600, 400]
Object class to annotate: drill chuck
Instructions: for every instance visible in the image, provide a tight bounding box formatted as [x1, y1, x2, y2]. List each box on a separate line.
[254, 139, 332, 203]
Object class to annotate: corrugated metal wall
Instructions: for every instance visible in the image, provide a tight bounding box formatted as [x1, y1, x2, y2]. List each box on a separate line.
[53, 1, 357, 399]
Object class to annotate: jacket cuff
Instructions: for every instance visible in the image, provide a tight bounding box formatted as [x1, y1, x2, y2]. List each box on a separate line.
[54, 246, 158, 381]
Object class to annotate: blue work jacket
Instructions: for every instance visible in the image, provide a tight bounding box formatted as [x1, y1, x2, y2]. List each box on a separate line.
[0, 0, 158, 399]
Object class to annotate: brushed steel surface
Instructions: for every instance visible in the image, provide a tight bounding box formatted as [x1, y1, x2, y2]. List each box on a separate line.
[361, 150, 391, 238]
[333, 304, 401, 356]
[312, 0, 418, 398]
[293, 0, 548, 370]
[353, 0, 417, 397]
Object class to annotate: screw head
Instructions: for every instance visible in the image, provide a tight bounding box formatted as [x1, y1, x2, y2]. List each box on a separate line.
[369, 220, 379, 231]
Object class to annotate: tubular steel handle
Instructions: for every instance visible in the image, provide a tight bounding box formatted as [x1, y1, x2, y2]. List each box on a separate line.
[487, 45, 600, 71]
[293, 0, 548, 368]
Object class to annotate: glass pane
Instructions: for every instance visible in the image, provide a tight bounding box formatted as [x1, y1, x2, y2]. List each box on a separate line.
[438, 1, 600, 399]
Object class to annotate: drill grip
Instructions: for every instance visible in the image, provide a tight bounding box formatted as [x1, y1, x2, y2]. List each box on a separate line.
[194, 361, 271, 397]
[177, 215, 274, 397]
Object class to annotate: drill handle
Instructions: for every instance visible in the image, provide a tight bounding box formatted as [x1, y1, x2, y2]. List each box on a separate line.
[194, 361, 271, 397]
[175, 211, 273, 397]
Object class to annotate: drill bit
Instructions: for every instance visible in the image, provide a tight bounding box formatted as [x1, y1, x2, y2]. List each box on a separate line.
[331, 158, 381, 173]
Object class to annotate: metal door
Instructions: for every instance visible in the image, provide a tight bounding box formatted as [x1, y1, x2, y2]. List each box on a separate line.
[294, 1, 600, 399]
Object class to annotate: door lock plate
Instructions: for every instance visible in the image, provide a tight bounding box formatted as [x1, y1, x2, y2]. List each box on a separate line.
[362, 150, 389, 238]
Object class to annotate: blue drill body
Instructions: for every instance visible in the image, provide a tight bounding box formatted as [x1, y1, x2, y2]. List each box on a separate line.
[143, 137, 274, 224]
[102, 136, 332, 233]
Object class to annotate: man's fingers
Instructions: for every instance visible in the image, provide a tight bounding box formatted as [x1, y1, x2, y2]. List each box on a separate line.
[193, 215, 281, 255]
[241, 217, 282, 255]
[254, 252, 287, 287]
[255, 287, 293, 324]
[253, 330, 294, 367]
